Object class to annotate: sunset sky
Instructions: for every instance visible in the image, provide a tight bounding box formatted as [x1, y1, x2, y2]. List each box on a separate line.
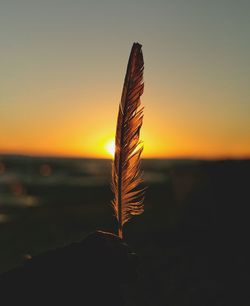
[1, 0, 250, 158]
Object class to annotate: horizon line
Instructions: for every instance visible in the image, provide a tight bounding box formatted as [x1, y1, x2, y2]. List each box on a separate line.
[0, 152, 250, 161]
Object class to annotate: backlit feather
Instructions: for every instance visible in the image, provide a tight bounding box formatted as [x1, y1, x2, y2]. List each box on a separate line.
[111, 43, 145, 239]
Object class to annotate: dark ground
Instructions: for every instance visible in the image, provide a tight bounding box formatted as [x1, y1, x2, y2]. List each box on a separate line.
[0, 155, 249, 305]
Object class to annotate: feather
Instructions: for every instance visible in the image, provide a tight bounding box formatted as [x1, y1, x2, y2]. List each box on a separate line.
[111, 42, 145, 239]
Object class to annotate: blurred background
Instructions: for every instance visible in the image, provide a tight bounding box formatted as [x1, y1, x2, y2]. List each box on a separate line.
[0, 156, 249, 305]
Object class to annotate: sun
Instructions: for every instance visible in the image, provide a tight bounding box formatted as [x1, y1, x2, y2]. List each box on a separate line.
[105, 139, 115, 157]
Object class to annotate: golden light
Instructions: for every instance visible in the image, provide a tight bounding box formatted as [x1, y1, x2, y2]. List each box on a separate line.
[105, 139, 115, 157]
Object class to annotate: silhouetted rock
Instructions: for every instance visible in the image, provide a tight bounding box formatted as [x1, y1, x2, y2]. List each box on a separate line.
[0, 231, 139, 306]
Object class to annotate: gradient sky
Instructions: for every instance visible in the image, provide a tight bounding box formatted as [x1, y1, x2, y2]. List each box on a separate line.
[1, 0, 250, 158]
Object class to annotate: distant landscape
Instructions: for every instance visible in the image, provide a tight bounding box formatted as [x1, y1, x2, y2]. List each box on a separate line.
[0, 155, 249, 305]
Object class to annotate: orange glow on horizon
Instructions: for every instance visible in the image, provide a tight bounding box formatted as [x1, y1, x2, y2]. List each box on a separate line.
[1, 97, 250, 160]
[1, 131, 250, 159]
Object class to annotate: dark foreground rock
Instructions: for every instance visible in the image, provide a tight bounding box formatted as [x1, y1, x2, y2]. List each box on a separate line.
[0, 231, 138, 306]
